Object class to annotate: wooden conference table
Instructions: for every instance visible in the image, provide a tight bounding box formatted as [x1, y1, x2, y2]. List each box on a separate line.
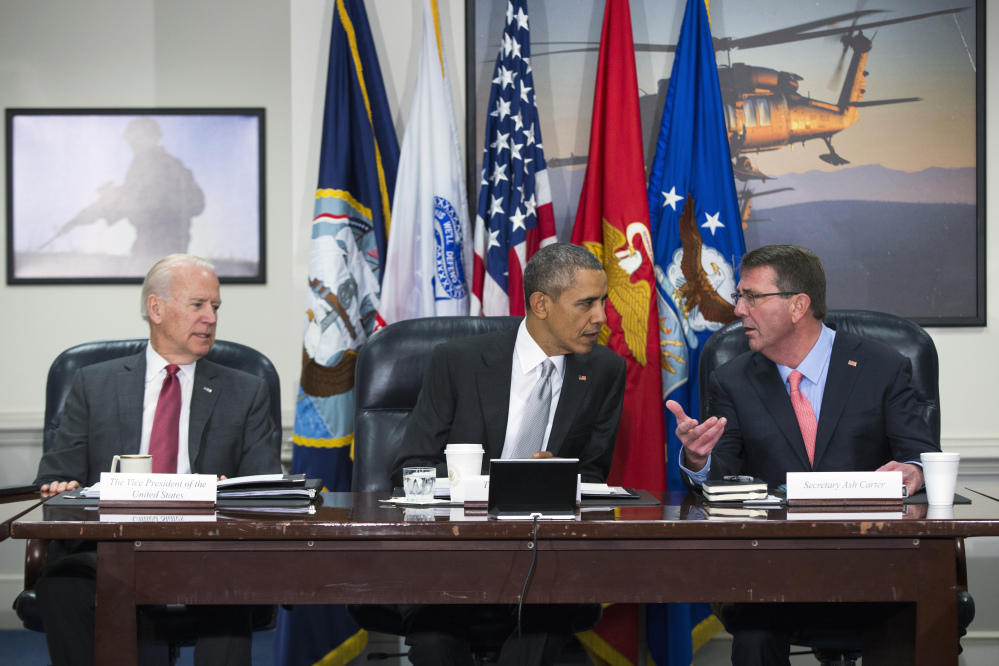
[0, 491, 43, 541]
[12, 490, 999, 666]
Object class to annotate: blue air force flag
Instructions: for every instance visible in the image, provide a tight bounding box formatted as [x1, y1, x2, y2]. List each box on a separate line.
[648, 0, 747, 492]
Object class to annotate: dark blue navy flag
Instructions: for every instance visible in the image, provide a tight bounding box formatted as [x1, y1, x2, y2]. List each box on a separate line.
[276, 0, 399, 664]
[646, 0, 746, 663]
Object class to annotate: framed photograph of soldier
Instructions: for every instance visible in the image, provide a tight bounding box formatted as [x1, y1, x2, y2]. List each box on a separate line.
[5, 107, 266, 284]
[465, 0, 984, 326]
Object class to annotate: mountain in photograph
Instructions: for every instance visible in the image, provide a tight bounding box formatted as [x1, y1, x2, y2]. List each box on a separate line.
[747, 164, 976, 209]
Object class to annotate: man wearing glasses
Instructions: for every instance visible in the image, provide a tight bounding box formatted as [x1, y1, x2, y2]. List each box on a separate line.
[666, 244, 938, 666]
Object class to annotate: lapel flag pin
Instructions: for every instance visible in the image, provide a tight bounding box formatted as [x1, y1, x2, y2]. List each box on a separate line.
[579, 375, 587, 381]
[203, 386, 213, 393]
[848, 360, 857, 367]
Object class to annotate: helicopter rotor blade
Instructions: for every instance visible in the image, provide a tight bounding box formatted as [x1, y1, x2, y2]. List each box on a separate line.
[529, 7, 965, 60]
[529, 10, 885, 57]
[828, 0, 866, 91]
[828, 42, 850, 91]
[720, 10, 883, 51]
[732, 7, 967, 50]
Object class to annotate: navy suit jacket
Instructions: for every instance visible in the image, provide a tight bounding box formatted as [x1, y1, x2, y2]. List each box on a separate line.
[701, 330, 938, 490]
[35, 351, 281, 487]
[392, 325, 626, 485]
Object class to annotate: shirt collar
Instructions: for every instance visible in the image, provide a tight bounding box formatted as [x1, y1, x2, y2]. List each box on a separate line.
[514, 320, 566, 379]
[145, 343, 197, 382]
[777, 323, 836, 386]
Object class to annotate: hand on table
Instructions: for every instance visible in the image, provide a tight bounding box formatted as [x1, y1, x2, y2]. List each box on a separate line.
[531, 452, 554, 459]
[876, 461, 924, 498]
[40, 480, 80, 496]
[666, 400, 726, 472]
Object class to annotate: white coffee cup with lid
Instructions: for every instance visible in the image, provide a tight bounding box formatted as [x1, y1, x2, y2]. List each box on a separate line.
[445, 444, 484, 503]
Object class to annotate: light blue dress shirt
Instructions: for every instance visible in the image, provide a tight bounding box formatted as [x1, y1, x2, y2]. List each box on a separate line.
[680, 325, 836, 485]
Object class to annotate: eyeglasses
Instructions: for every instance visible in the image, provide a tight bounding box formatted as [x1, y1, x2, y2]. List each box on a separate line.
[731, 291, 798, 308]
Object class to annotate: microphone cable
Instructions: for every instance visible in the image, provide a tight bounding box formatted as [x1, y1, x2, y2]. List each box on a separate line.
[517, 514, 541, 661]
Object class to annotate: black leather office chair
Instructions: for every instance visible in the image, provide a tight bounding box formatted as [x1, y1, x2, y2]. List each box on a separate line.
[348, 316, 602, 662]
[699, 310, 974, 665]
[352, 316, 520, 492]
[12, 338, 282, 662]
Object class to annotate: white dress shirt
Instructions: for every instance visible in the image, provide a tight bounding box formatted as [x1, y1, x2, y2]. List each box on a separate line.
[140, 344, 196, 474]
[501, 320, 566, 457]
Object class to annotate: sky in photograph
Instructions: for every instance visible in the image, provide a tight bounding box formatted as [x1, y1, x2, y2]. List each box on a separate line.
[474, 0, 977, 177]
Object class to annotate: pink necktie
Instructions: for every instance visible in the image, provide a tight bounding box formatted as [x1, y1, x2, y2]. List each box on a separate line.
[149, 365, 181, 473]
[789, 370, 817, 468]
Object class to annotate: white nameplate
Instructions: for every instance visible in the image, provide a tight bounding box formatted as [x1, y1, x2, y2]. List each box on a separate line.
[99, 473, 217, 504]
[463, 475, 490, 503]
[100, 512, 218, 522]
[787, 511, 905, 521]
[786, 471, 903, 500]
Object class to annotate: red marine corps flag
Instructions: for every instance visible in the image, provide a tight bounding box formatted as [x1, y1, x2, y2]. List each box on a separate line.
[570, 0, 666, 492]
[572, 1, 668, 662]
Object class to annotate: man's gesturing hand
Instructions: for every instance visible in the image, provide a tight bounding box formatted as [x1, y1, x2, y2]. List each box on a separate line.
[666, 400, 726, 472]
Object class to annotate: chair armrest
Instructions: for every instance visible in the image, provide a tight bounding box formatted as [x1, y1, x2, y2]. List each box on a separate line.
[23, 538, 48, 590]
[956, 537, 968, 591]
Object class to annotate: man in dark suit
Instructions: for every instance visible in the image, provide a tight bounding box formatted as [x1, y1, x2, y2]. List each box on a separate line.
[667, 244, 938, 666]
[393, 243, 626, 665]
[34, 254, 280, 666]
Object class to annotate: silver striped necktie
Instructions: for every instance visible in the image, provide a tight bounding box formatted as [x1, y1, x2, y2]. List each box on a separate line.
[511, 358, 556, 458]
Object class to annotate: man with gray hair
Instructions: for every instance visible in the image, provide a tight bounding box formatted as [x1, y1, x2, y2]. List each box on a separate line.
[391, 242, 626, 665]
[34, 254, 280, 666]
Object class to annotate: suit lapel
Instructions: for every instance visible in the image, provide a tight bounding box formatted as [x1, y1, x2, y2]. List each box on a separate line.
[188, 360, 221, 469]
[476, 328, 516, 460]
[548, 354, 591, 456]
[813, 333, 863, 468]
[117, 353, 146, 454]
[747, 354, 812, 470]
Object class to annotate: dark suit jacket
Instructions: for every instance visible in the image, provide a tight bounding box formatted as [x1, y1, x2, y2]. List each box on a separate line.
[701, 330, 938, 490]
[35, 351, 281, 487]
[391, 325, 626, 485]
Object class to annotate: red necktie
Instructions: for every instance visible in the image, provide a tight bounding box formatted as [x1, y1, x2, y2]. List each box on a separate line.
[149, 364, 181, 474]
[789, 370, 817, 468]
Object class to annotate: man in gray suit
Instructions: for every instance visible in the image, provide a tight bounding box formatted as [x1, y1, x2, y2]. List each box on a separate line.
[667, 244, 938, 666]
[392, 243, 626, 666]
[34, 254, 280, 666]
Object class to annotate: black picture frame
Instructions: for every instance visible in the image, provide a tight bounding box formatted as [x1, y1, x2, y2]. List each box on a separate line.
[6, 107, 266, 285]
[466, 0, 985, 326]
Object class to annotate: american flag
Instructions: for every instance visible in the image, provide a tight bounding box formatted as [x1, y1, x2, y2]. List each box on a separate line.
[471, 0, 556, 317]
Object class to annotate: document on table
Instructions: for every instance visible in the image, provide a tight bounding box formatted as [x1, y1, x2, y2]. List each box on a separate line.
[580, 483, 640, 498]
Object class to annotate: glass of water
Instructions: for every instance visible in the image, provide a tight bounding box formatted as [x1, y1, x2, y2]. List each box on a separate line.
[402, 467, 436, 503]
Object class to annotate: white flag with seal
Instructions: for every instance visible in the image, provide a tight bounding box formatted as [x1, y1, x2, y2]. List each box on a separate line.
[380, 0, 471, 323]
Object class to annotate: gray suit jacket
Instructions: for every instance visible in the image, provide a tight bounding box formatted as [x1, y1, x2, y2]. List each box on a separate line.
[35, 351, 281, 487]
[391, 325, 626, 485]
[700, 330, 938, 490]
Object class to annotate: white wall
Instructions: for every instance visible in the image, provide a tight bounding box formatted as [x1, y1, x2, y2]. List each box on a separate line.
[0, 0, 993, 459]
[0, 0, 997, 630]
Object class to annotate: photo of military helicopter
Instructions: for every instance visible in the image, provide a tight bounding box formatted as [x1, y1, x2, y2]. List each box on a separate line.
[536, 6, 966, 180]
[472, 0, 981, 323]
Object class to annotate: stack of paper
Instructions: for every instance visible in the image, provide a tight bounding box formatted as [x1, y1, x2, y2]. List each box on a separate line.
[580, 483, 641, 499]
[702, 476, 769, 502]
[217, 474, 322, 500]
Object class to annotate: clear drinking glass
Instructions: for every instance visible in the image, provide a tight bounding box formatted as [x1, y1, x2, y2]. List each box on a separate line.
[402, 467, 436, 502]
